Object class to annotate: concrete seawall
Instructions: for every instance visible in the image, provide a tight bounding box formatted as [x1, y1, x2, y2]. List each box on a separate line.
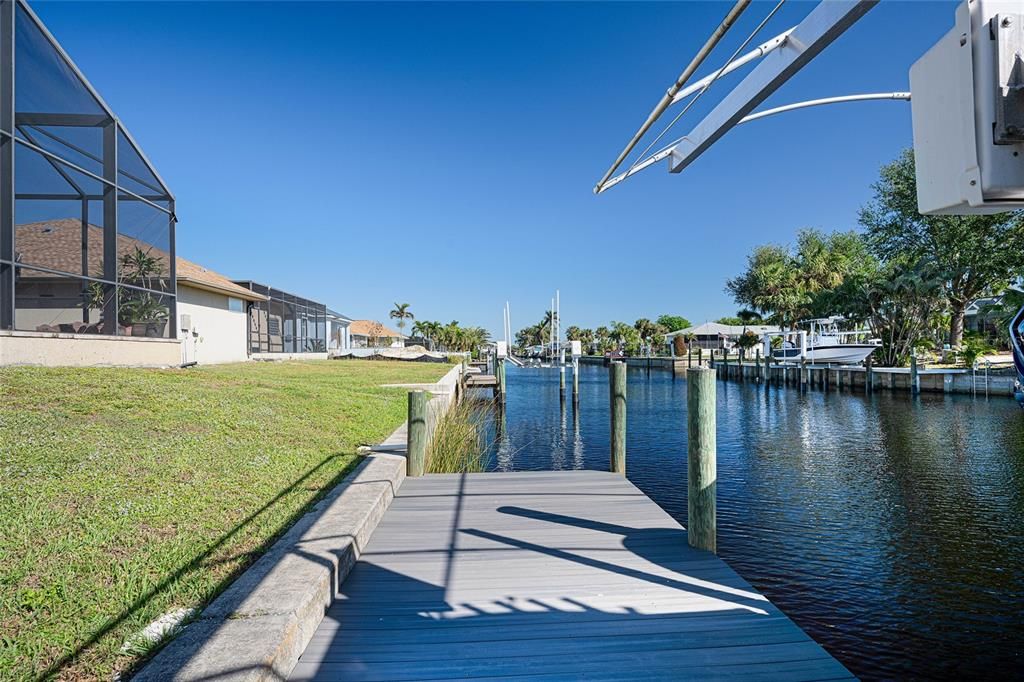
[577, 355, 1016, 398]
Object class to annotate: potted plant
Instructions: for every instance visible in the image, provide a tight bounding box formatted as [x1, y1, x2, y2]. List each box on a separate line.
[120, 292, 169, 337]
[118, 248, 168, 337]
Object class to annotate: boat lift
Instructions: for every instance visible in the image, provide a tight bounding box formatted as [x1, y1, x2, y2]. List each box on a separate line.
[760, 318, 878, 365]
[595, 0, 1024, 216]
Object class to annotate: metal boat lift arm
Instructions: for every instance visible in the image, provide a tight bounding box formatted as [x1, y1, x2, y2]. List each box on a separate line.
[669, 0, 879, 174]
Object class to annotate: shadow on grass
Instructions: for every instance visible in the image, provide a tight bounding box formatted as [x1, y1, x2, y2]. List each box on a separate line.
[38, 452, 361, 681]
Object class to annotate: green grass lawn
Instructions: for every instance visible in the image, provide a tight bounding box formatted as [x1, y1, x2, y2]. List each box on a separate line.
[0, 359, 451, 681]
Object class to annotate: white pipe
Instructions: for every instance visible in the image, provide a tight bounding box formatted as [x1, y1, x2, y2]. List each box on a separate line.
[599, 91, 908, 193]
[738, 91, 910, 124]
[670, 29, 794, 106]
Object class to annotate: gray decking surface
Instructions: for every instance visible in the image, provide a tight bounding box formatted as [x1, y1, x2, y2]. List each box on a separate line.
[290, 471, 852, 681]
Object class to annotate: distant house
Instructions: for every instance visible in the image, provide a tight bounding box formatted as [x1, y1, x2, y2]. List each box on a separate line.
[176, 261, 268, 365]
[326, 309, 354, 351]
[350, 320, 407, 348]
[665, 322, 781, 351]
[965, 295, 1006, 338]
[232, 282, 328, 358]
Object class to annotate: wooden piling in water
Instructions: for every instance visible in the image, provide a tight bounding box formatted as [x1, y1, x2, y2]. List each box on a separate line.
[559, 365, 566, 399]
[910, 354, 919, 395]
[755, 349, 761, 383]
[572, 361, 580, 404]
[609, 362, 627, 474]
[866, 356, 874, 392]
[407, 390, 429, 477]
[686, 367, 716, 554]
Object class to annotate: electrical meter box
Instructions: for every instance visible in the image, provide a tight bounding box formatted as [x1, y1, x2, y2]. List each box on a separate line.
[495, 341, 508, 358]
[570, 340, 582, 358]
[910, 0, 1024, 214]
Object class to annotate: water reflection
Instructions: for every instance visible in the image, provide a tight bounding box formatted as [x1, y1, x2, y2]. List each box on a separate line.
[478, 363, 1024, 680]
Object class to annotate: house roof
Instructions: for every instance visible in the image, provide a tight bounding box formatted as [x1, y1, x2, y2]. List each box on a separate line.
[326, 308, 354, 322]
[666, 322, 781, 337]
[349, 320, 406, 338]
[965, 296, 1003, 314]
[14, 218, 266, 302]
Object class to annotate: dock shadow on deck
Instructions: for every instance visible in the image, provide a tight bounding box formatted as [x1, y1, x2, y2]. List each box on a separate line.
[290, 471, 851, 681]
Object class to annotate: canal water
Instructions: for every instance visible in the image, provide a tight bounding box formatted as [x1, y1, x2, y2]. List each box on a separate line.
[478, 363, 1024, 680]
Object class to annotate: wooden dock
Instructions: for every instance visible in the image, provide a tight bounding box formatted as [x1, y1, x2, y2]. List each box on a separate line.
[289, 471, 851, 681]
[463, 373, 499, 389]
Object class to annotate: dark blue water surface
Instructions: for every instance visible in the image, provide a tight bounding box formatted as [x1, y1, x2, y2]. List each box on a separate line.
[479, 363, 1024, 681]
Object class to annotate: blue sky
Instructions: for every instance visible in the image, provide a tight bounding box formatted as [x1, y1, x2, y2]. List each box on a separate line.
[34, 0, 957, 335]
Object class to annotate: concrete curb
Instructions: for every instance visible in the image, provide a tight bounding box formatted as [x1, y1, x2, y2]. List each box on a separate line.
[135, 446, 406, 681]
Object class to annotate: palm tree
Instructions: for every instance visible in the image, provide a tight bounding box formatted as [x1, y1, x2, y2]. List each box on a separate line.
[634, 318, 667, 355]
[734, 330, 760, 362]
[389, 303, 414, 338]
[736, 309, 763, 325]
[412, 320, 438, 350]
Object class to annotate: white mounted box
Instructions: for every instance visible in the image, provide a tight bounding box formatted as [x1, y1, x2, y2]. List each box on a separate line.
[570, 340, 582, 358]
[495, 340, 508, 358]
[910, 0, 1024, 215]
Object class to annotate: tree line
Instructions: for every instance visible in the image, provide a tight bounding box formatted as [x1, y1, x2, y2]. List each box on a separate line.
[516, 314, 691, 356]
[411, 320, 490, 353]
[725, 150, 1024, 366]
[387, 303, 491, 353]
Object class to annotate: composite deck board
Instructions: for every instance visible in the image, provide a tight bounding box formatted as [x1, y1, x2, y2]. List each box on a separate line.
[291, 471, 851, 681]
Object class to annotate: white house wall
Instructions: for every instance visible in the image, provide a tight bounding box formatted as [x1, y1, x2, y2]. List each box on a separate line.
[329, 320, 351, 350]
[177, 285, 250, 365]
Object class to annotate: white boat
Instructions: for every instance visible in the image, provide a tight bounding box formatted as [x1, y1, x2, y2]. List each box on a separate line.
[768, 317, 879, 365]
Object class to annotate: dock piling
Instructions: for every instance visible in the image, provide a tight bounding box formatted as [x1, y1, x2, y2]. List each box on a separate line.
[407, 390, 429, 477]
[572, 360, 580, 404]
[559, 365, 566, 400]
[609, 362, 627, 474]
[910, 354, 919, 395]
[866, 356, 874, 393]
[686, 367, 716, 553]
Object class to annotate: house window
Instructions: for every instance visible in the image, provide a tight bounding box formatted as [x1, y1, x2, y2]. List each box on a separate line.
[228, 297, 243, 312]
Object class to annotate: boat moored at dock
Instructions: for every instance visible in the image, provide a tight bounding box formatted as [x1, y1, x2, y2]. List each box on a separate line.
[767, 317, 879, 365]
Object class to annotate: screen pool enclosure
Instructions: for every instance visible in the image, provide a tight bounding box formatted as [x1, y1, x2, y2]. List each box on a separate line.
[0, 0, 176, 338]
